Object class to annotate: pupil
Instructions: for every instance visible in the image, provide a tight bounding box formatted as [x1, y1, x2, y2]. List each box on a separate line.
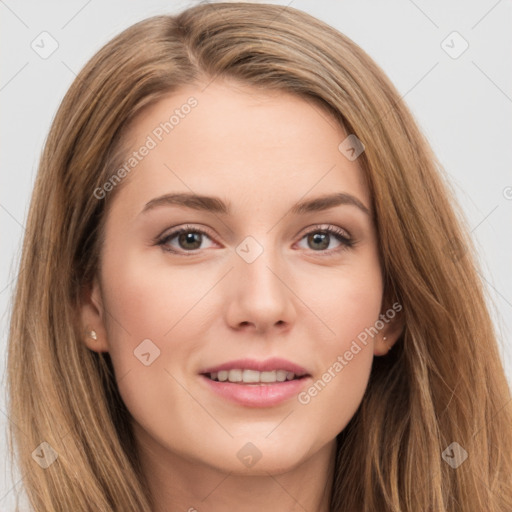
[310, 232, 328, 250]
[179, 232, 201, 250]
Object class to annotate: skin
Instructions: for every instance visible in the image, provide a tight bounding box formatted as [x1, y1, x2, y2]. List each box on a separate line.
[81, 78, 402, 512]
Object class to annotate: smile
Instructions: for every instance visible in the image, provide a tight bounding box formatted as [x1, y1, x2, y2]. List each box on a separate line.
[205, 369, 306, 384]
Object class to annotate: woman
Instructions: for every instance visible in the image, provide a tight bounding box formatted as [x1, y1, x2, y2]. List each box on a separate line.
[7, 2, 512, 511]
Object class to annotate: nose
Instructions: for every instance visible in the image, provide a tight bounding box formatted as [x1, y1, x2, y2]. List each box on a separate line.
[224, 239, 297, 334]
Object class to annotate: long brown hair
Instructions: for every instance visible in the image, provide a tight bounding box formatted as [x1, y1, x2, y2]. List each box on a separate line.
[7, 2, 512, 510]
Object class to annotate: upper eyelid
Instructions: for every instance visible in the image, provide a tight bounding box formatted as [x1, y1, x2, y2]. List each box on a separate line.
[158, 224, 217, 242]
[303, 223, 352, 239]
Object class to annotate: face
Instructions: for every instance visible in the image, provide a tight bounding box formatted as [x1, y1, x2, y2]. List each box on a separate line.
[82, 79, 396, 476]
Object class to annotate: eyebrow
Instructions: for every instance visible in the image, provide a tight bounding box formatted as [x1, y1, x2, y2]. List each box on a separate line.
[140, 191, 371, 217]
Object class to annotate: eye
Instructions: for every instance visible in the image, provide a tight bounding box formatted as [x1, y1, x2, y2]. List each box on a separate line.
[156, 225, 216, 255]
[296, 224, 354, 253]
[155, 223, 354, 256]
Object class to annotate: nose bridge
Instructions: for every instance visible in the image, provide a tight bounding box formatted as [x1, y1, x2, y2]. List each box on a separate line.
[228, 231, 295, 330]
[235, 232, 284, 295]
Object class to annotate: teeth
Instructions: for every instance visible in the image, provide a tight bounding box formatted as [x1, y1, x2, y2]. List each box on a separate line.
[243, 369, 260, 383]
[207, 369, 302, 383]
[228, 369, 242, 382]
[260, 370, 276, 383]
[276, 370, 287, 382]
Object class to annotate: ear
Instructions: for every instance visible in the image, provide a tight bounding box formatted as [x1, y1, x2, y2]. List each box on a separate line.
[373, 302, 404, 357]
[80, 276, 109, 353]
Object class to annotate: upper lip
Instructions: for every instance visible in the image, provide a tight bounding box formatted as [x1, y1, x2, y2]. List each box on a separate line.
[199, 357, 310, 376]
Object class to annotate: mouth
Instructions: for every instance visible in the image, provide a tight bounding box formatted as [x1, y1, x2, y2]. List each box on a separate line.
[202, 369, 310, 384]
[198, 358, 312, 407]
[199, 371, 311, 408]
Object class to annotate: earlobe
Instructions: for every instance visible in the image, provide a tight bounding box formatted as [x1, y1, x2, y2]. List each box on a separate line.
[374, 334, 395, 356]
[373, 310, 404, 357]
[80, 277, 109, 353]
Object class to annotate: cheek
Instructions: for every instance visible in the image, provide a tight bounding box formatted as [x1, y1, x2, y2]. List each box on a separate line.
[99, 249, 216, 393]
[97, 251, 183, 387]
[299, 250, 383, 342]
[293, 254, 382, 431]
[101, 250, 196, 342]
[98, 253, 200, 436]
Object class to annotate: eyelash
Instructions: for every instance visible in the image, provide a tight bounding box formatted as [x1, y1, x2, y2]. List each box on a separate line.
[155, 224, 355, 257]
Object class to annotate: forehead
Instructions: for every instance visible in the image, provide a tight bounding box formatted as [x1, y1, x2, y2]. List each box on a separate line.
[107, 79, 370, 221]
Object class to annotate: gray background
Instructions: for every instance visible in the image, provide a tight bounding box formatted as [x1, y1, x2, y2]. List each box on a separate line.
[1, 0, 511, 509]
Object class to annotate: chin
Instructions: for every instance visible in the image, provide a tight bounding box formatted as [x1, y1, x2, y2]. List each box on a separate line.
[197, 436, 319, 476]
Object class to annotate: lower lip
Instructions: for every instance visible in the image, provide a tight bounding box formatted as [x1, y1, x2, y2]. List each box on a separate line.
[199, 374, 311, 408]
